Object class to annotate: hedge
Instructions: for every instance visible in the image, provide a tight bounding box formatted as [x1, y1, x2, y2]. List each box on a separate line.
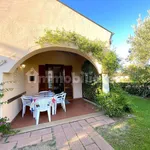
[117, 83, 150, 98]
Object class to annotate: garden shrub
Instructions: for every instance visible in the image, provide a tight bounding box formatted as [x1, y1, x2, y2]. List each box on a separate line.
[83, 82, 102, 102]
[0, 117, 16, 135]
[118, 83, 150, 98]
[96, 85, 132, 117]
[82, 60, 102, 102]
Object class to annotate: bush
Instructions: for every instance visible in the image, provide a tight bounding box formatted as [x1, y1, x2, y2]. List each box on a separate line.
[82, 60, 102, 102]
[83, 82, 102, 102]
[0, 117, 16, 135]
[96, 85, 132, 117]
[118, 83, 150, 98]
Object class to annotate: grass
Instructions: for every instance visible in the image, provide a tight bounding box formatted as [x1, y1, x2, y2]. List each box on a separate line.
[95, 94, 150, 150]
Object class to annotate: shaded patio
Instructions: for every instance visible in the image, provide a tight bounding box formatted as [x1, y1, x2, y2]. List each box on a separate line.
[11, 99, 97, 129]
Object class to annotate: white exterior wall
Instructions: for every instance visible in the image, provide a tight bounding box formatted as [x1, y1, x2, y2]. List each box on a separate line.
[1, 68, 25, 121]
[0, 0, 111, 73]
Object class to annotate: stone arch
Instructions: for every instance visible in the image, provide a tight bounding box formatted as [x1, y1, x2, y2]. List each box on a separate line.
[9, 45, 102, 74]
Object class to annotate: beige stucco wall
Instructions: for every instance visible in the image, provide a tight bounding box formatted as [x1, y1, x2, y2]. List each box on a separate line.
[24, 51, 85, 99]
[0, 0, 111, 74]
[0, 0, 111, 119]
[1, 68, 25, 121]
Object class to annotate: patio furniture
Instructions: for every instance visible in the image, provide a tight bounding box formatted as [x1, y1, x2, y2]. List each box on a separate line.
[33, 97, 52, 125]
[39, 91, 49, 97]
[38, 91, 55, 115]
[54, 92, 67, 115]
[39, 91, 55, 97]
[21, 95, 32, 117]
[48, 91, 55, 97]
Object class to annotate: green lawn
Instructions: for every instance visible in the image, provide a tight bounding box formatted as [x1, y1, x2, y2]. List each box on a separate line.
[95, 95, 150, 150]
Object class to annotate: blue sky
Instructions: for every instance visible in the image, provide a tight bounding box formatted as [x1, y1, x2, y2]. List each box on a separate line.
[61, 0, 150, 60]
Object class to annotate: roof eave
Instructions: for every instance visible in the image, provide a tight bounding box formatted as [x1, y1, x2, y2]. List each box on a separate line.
[58, 1, 114, 34]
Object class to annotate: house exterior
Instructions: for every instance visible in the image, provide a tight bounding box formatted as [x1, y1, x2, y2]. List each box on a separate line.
[0, 0, 113, 122]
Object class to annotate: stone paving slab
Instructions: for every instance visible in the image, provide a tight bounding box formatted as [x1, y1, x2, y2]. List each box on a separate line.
[42, 133, 53, 142]
[88, 131, 99, 138]
[80, 135, 94, 146]
[61, 123, 71, 129]
[17, 136, 41, 148]
[86, 117, 97, 123]
[63, 127, 76, 141]
[0, 114, 114, 150]
[94, 116, 106, 121]
[78, 120, 89, 127]
[90, 120, 107, 128]
[70, 121, 83, 133]
[0, 137, 6, 144]
[59, 146, 70, 150]
[7, 132, 30, 142]
[85, 143, 100, 150]
[92, 135, 114, 150]
[83, 125, 95, 135]
[104, 118, 115, 124]
[55, 131, 68, 149]
[53, 125, 64, 135]
[70, 138, 85, 150]
[31, 128, 51, 137]
[0, 142, 17, 150]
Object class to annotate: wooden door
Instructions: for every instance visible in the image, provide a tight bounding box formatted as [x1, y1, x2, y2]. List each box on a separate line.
[64, 66, 73, 99]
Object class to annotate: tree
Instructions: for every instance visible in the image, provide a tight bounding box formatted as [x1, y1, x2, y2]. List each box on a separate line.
[128, 11, 150, 66]
[123, 65, 150, 97]
[124, 65, 150, 84]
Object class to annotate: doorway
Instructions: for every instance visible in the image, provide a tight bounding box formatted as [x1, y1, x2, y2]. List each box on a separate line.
[39, 64, 73, 99]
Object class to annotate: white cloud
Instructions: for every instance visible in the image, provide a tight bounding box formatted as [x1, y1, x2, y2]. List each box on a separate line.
[115, 42, 130, 59]
[112, 42, 131, 67]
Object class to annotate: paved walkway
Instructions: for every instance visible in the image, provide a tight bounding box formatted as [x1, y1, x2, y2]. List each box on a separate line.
[0, 115, 115, 150]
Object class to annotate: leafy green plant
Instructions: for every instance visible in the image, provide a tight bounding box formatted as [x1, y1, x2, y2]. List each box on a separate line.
[82, 60, 102, 101]
[119, 82, 150, 98]
[83, 82, 102, 101]
[122, 65, 150, 98]
[0, 83, 16, 134]
[36, 29, 119, 75]
[128, 11, 150, 66]
[96, 85, 132, 117]
[0, 117, 16, 135]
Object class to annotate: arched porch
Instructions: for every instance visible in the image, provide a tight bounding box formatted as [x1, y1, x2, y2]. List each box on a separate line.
[0, 45, 109, 124]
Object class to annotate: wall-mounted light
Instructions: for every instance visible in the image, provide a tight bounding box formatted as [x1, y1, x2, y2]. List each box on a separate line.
[21, 64, 26, 69]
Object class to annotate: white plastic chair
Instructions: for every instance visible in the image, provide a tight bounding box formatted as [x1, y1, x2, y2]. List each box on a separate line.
[39, 91, 55, 115]
[21, 95, 32, 117]
[33, 98, 52, 125]
[54, 92, 67, 115]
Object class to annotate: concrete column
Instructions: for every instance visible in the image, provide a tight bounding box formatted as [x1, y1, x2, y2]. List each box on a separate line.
[102, 74, 110, 93]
